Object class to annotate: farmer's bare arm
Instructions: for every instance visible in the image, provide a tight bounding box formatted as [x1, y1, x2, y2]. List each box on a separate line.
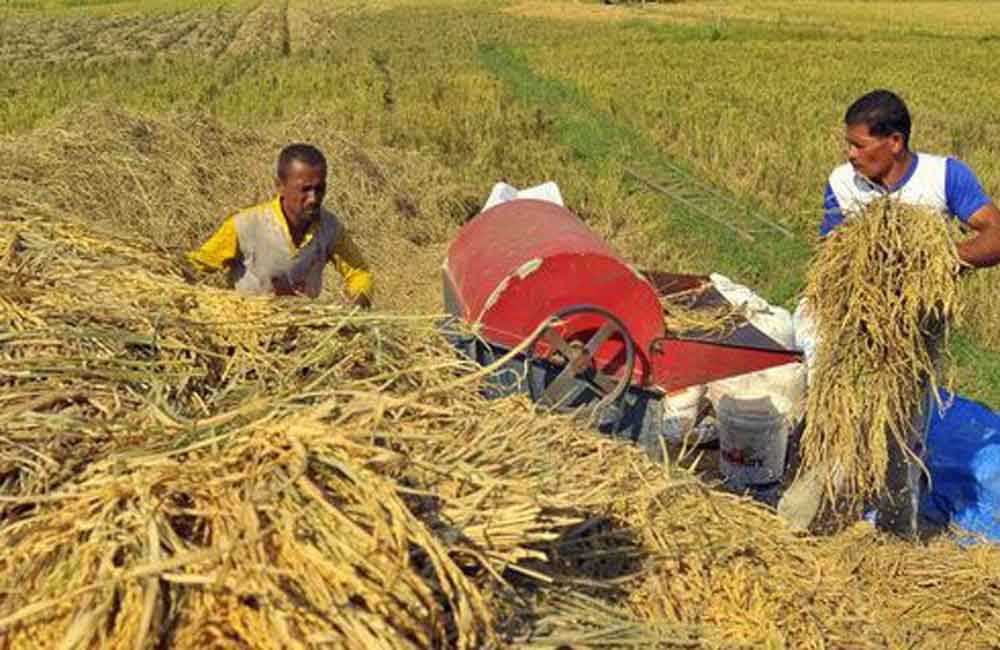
[957, 203, 1000, 268]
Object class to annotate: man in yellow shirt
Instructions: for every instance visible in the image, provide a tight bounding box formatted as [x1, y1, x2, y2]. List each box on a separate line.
[188, 144, 373, 308]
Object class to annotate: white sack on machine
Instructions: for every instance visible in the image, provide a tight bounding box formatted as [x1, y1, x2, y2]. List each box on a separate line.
[482, 181, 565, 212]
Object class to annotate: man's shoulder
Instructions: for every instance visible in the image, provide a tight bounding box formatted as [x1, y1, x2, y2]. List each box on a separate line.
[315, 208, 343, 241]
[233, 197, 280, 223]
[916, 151, 948, 164]
[915, 152, 949, 173]
[828, 161, 856, 188]
[318, 207, 342, 223]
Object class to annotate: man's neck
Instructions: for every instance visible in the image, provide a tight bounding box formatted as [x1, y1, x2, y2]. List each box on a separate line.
[875, 150, 915, 190]
[279, 197, 310, 246]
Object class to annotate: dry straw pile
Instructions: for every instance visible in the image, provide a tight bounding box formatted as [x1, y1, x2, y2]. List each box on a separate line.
[3, 106, 1000, 649]
[0, 105, 476, 314]
[0, 200, 604, 647]
[798, 199, 962, 520]
[660, 289, 745, 338]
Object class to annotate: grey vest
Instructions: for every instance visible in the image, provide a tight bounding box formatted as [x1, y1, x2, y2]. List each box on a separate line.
[230, 201, 342, 298]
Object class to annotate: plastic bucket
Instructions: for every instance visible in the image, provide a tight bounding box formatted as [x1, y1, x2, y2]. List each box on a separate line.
[717, 394, 791, 488]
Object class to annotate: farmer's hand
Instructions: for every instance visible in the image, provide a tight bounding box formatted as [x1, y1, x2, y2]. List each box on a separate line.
[178, 254, 199, 285]
[353, 293, 372, 310]
[955, 249, 975, 277]
[271, 274, 301, 296]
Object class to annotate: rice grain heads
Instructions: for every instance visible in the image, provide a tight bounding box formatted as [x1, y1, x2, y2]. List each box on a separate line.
[798, 198, 962, 521]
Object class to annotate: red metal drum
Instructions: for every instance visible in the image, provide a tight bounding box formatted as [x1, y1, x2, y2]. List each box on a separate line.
[445, 199, 663, 386]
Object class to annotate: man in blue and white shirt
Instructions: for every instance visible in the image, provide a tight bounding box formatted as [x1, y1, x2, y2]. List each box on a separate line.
[821, 89, 1000, 265]
[782, 90, 1000, 538]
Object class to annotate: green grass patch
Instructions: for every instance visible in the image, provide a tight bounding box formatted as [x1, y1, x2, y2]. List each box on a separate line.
[478, 39, 810, 304]
[953, 334, 1000, 406]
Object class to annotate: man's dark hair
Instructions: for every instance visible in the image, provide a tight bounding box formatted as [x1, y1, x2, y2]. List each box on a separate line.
[845, 89, 912, 148]
[277, 143, 327, 180]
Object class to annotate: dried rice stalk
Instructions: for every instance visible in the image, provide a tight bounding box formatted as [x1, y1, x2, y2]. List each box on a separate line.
[0, 200, 610, 648]
[798, 198, 962, 519]
[660, 288, 744, 337]
[6, 103, 1000, 650]
[0, 419, 492, 649]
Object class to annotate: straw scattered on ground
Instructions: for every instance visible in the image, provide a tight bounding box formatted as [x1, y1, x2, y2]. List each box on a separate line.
[3, 107, 1000, 649]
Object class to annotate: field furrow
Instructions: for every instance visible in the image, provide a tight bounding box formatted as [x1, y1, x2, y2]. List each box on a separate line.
[0, 14, 96, 63]
[143, 11, 205, 56]
[166, 5, 246, 58]
[82, 12, 184, 62]
[208, 1, 259, 58]
[223, 1, 285, 58]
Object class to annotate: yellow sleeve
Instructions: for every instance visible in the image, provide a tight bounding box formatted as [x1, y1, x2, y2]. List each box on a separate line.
[187, 216, 239, 271]
[330, 228, 373, 299]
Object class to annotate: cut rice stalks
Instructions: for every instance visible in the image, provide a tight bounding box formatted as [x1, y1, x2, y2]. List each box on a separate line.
[798, 198, 962, 520]
[660, 287, 745, 337]
[4, 106, 1000, 650]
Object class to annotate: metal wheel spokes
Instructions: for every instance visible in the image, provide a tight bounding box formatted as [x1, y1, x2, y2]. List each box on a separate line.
[531, 306, 637, 415]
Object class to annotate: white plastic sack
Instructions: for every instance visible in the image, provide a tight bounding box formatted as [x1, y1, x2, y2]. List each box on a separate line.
[709, 273, 795, 349]
[792, 297, 820, 386]
[707, 363, 807, 420]
[704, 274, 804, 429]
[482, 181, 564, 212]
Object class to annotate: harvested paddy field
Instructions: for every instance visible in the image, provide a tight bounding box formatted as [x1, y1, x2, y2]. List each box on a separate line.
[3, 0, 1000, 647]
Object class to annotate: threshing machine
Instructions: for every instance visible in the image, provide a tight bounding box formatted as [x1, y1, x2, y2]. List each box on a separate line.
[443, 199, 801, 440]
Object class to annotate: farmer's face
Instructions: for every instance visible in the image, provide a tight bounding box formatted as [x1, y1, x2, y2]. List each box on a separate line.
[845, 122, 903, 184]
[277, 160, 326, 227]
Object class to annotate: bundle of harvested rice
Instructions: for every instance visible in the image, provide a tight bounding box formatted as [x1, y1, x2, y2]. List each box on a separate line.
[0, 201, 648, 647]
[660, 288, 745, 337]
[0, 224, 517, 646]
[626, 485, 1000, 649]
[797, 198, 962, 519]
[0, 419, 491, 649]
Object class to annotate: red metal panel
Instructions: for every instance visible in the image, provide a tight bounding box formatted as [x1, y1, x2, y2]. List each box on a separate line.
[446, 200, 665, 385]
[651, 338, 799, 392]
[447, 200, 626, 320]
[476, 253, 660, 384]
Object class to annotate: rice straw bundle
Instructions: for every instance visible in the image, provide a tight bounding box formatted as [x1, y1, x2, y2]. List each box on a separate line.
[0, 199, 632, 647]
[0, 214, 516, 647]
[798, 198, 962, 519]
[625, 483, 1000, 649]
[660, 289, 745, 337]
[0, 418, 491, 649]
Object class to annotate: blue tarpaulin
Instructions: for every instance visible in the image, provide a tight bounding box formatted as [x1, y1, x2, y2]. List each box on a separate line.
[923, 391, 1000, 542]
